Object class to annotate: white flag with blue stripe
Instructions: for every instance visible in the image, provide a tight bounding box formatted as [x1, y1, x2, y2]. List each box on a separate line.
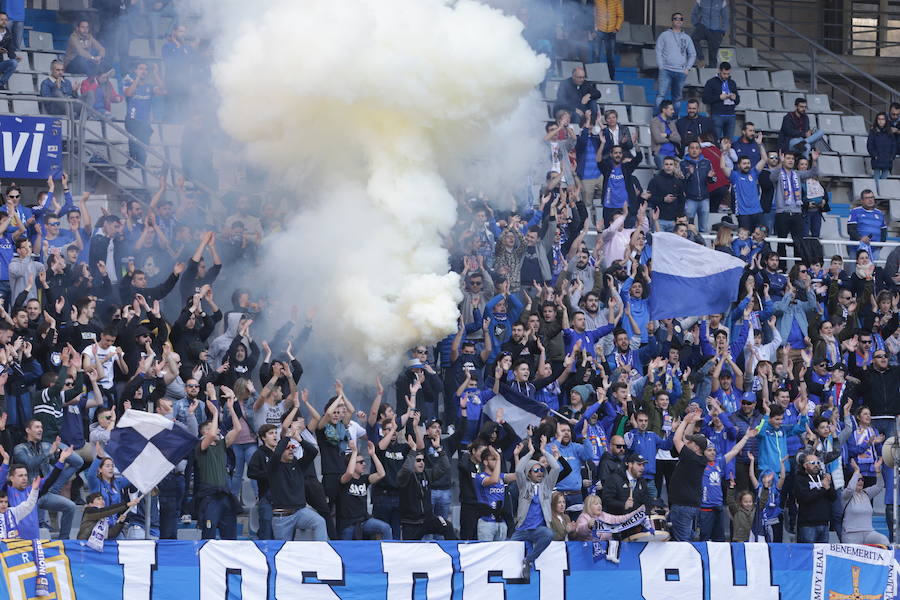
[106, 410, 197, 494]
[483, 383, 550, 438]
[649, 232, 746, 320]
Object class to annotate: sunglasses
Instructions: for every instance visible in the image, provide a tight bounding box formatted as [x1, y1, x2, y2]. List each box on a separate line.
[100, 415, 113, 420]
[47, 222, 60, 226]
[7, 194, 19, 199]
[415, 458, 425, 463]
[613, 443, 626, 448]
[531, 466, 545, 473]
[673, 16, 684, 20]
[874, 354, 887, 359]
[861, 340, 873, 344]
[186, 383, 200, 388]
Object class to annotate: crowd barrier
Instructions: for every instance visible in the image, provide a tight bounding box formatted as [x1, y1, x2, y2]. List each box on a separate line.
[1, 539, 896, 599]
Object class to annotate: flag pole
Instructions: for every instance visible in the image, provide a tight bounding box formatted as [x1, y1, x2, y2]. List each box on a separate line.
[144, 494, 151, 540]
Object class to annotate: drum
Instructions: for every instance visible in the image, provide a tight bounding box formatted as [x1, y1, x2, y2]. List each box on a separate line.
[624, 530, 670, 542]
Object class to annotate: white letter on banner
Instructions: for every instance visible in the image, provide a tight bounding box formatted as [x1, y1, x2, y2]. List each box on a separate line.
[1, 132, 28, 172]
[639, 543, 703, 600]
[199, 540, 268, 600]
[459, 541, 524, 599]
[381, 542, 452, 600]
[117, 541, 155, 600]
[707, 542, 779, 600]
[274, 541, 342, 598]
[535, 541, 569, 599]
[27, 132, 42, 173]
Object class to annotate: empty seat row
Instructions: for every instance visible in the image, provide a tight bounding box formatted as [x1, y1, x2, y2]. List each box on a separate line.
[741, 111, 866, 135]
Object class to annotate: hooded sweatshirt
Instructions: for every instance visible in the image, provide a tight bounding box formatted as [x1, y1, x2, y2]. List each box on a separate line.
[208, 312, 244, 368]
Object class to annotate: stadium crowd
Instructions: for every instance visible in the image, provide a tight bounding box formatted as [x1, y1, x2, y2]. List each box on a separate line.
[0, 0, 895, 582]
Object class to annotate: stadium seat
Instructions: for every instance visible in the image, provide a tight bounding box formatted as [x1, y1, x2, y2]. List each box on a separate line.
[630, 105, 653, 125]
[8, 73, 34, 94]
[878, 178, 900, 200]
[854, 136, 870, 155]
[545, 80, 560, 102]
[699, 67, 718, 83]
[744, 110, 770, 131]
[683, 68, 701, 87]
[841, 155, 867, 177]
[27, 31, 54, 51]
[807, 113, 818, 130]
[31, 52, 57, 74]
[560, 61, 583, 77]
[827, 135, 855, 155]
[622, 85, 648, 105]
[745, 70, 771, 89]
[640, 48, 657, 70]
[111, 100, 126, 121]
[633, 168, 652, 188]
[807, 94, 832, 113]
[12, 99, 39, 115]
[853, 178, 877, 200]
[597, 84, 621, 103]
[605, 104, 629, 122]
[816, 154, 842, 176]
[730, 69, 747, 89]
[585, 63, 610, 82]
[758, 91, 783, 111]
[817, 114, 842, 134]
[770, 70, 799, 90]
[842, 115, 867, 135]
[735, 47, 761, 67]
[782, 91, 805, 111]
[0, 100, 10, 114]
[739, 89, 760, 110]
[638, 125, 651, 146]
[630, 25, 655, 45]
[129, 38, 160, 59]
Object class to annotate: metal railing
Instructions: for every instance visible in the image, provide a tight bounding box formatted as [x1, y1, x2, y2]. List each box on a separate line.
[0, 92, 215, 203]
[698, 234, 899, 266]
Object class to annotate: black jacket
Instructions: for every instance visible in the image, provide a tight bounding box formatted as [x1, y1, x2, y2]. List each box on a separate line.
[675, 115, 715, 145]
[778, 111, 810, 152]
[267, 437, 318, 510]
[0, 28, 17, 60]
[554, 77, 598, 116]
[601, 470, 651, 515]
[597, 451, 625, 485]
[397, 447, 449, 524]
[648, 171, 685, 221]
[247, 444, 274, 499]
[701, 75, 740, 116]
[795, 470, 837, 526]
[859, 365, 900, 418]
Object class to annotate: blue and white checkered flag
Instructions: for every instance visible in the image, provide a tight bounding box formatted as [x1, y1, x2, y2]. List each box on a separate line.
[106, 410, 197, 494]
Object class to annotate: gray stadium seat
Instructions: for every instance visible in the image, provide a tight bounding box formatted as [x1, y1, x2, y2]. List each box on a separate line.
[683, 68, 701, 87]
[827, 135, 855, 155]
[771, 70, 798, 90]
[623, 85, 648, 105]
[816, 154, 842, 176]
[31, 52, 58, 75]
[633, 168, 652, 188]
[842, 115, 867, 135]
[817, 114, 843, 134]
[585, 63, 610, 82]
[560, 61, 584, 77]
[745, 70, 771, 89]
[8, 73, 34, 94]
[12, 100, 39, 114]
[739, 89, 760, 110]
[854, 136, 870, 155]
[807, 114, 818, 130]
[878, 178, 900, 200]
[853, 178, 877, 199]
[640, 48, 657, 70]
[699, 67, 718, 83]
[782, 92, 805, 111]
[638, 125, 652, 145]
[745, 110, 771, 131]
[617, 21, 633, 44]
[630, 105, 653, 125]
[605, 104, 629, 122]
[735, 48, 760, 67]
[546, 80, 560, 102]
[759, 91, 783, 111]
[631, 25, 655, 45]
[841, 155, 867, 177]
[28, 31, 54, 51]
[597, 84, 621, 103]
[807, 94, 832, 113]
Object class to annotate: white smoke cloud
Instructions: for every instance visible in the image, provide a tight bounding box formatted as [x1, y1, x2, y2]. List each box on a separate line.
[212, 0, 548, 377]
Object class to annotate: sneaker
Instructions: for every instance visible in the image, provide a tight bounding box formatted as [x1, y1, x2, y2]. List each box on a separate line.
[520, 558, 532, 580]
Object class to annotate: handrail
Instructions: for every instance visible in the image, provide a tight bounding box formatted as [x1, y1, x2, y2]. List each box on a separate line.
[731, 0, 900, 120]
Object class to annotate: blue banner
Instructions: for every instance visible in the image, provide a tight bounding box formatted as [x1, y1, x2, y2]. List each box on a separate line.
[0, 540, 896, 599]
[0, 115, 62, 179]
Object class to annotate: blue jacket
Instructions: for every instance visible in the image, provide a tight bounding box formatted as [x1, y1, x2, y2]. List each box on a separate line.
[867, 128, 897, 169]
[772, 286, 818, 343]
[691, 0, 729, 31]
[623, 429, 673, 477]
[680, 154, 714, 201]
[757, 414, 808, 474]
[548, 437, 594, 491]
[484, 293, 524, 362]
[702, 412, 738, 478]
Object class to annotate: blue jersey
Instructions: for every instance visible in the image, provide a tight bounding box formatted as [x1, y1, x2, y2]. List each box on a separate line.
[474, 472, 506, 521]
[603, 165, 628, 208]
[730, 168, 762, 215]
[123, 74, 155, 122]
[701, 457, 726, 508]
[0, 230, 14, 281]
[848, 206, 886, 240]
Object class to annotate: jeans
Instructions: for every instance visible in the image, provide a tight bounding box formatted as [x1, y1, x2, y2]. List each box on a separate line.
[229, 442, 258, 502]
[477, 519, 508, 541]
[0, 59, 17, 86]
[788, 129, 826, 157]
[157, 471, 185, 540]
[431, 488, 451, 521]
[51, 445, 84, 495]
[874, 168, 892, 180]
[511, 526, 554, 563]
[644, 478, 659, 501]
[12, 21, 23, 50]
[125, 118, 153, 167]
[273, 506, 328, 541]
[802, 210, 823, 238]
[594, 31, 617, 79]
[685, 198, 710, 233]
[712, 115, 736, 141]
[340, 517, 393, 540]
[656, 69, 687, 108]
[669, 504, 699, 541]
[797, 523, 830, 543]
[698, 506, 726, 541]
[257, 496, 273, 540]
[761, 211, 776, 237]
[38, 493, 75, 539]
[200, 494, 237, 540]
[691, 25, 724, 65]
[372, 493, 402, 540]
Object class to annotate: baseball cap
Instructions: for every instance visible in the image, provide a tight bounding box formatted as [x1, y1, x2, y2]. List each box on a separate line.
[685, 434, 708, 451]
[625, 453, 648, 464]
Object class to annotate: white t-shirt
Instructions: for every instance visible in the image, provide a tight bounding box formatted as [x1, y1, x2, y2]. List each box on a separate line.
[82, 343, 119, 389]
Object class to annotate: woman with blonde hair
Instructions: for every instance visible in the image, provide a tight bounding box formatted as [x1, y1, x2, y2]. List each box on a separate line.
[571, 494, 622, 563]
[549, 491, 575, 540]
